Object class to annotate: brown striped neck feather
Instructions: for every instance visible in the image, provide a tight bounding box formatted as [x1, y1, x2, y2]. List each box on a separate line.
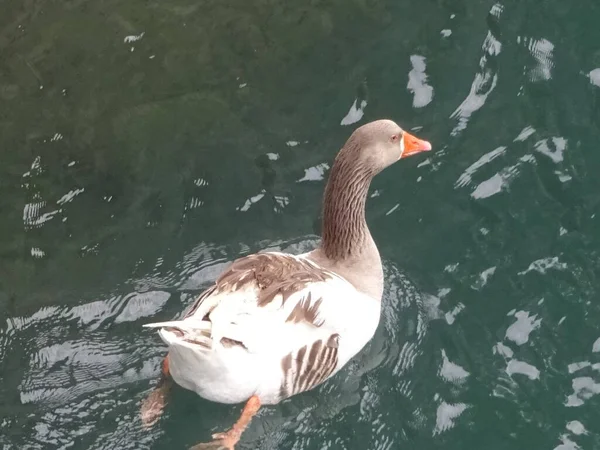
[316, 119, 432, 298]
[320, 120, 406, 262]
[320, 155, 372, 261]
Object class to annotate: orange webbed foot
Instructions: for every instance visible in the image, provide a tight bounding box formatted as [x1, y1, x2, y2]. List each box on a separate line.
[188, 430, 240, 450]
[140, 357, 172, 428]
[189, 396, 261, 450]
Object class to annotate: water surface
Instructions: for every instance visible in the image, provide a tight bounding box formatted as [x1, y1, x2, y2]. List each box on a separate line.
[2, 0, 600, 448]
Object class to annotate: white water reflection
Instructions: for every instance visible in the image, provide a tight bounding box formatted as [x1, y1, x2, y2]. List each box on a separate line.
[56, 188, 85, 206]
[505, 310, 541, 346]
[445, 303, 465, 325]
[514, 126, 536, 142]
[534, 137, 568, 163]
[124, 32, 145, 43]
[407, 55, 434, 108]
[31, 247, 45, 258]
[472, 266, 496, 290]
[518, 256, 567, 275]
[20, 151, 89, 236]
[493, 342, 513, 358]
[297, 163, 330, 182]
[433, 398, 469, 435]
[450, 3, 502, 136]
[115, 291, 171, 323]
[520, 36, 555, 82]
[589, 68, 600, 87]
[439, 350, 470, 384]
[470, 155, 534, 199]
[455, 123, 556, 200]
[568, 361, 591, 374]
[566, 420, 587, 435]
[506, 359, 540, 380]
[553, 435, 580, 450]
[455, 146, 507, 189]
[340, 98, 367, 126]
[236, 190, 266, 211]
[565, 377, 600, 407]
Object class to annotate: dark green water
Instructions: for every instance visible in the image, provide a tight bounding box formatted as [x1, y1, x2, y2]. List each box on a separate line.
[2, 0, 600, 448]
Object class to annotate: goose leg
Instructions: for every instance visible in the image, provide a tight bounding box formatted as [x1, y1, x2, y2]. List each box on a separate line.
[141, 356, 172, 428]
[189, 396, 261, 450]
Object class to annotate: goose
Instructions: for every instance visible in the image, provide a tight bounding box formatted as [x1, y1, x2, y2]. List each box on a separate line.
[141, 119, 431, 449]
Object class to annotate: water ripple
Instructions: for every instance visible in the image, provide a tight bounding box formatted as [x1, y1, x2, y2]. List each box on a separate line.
[450, 3, 503, 137]
[0, 236, 439, 449]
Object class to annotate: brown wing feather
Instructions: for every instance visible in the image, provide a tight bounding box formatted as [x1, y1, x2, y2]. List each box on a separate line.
[286, 292, 325, 326]
[218, 253, 332, 306]
[183, 285, 218, 319]
[183, 253, 334, 327]
[280, 333, 340, 400]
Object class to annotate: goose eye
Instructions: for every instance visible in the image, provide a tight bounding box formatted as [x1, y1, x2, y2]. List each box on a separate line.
[391, 134, 399, 143]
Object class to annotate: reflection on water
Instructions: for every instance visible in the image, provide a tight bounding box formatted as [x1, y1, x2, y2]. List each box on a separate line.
[449, 4, 502, 137]
[3, 237, 438, 449]
[3, 0, 600, 448]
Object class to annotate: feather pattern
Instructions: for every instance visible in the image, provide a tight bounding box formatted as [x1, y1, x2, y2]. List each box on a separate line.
[144, 251, 381, 405]
[280, 334, 340, 399]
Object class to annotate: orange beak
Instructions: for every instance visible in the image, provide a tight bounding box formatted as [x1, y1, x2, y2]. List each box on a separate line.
[401, 131, 432, 158]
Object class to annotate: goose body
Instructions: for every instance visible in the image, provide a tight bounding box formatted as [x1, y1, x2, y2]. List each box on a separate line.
[141, 119, 432, 449]
[145, 251, 381, 405]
